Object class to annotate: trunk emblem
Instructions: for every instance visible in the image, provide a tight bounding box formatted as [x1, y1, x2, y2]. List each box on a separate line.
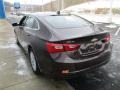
[66, 41, 75, 43]
[91, 38, 98, 42]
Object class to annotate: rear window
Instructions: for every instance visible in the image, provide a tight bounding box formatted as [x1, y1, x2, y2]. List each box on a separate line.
[44, 15, 93, 29]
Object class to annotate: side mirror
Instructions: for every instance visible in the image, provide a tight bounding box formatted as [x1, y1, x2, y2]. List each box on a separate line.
[12, 23, 19, 26]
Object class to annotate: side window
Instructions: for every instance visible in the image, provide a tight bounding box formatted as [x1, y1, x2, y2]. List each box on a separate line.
[25, 17, 34, 28]
[32, 19, 39, 30]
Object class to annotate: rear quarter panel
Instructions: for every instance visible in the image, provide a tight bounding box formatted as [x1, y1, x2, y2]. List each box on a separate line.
[26, 21, 56, 74]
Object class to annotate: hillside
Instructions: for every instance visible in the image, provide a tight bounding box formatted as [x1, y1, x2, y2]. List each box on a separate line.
[43, 0, 94, 11]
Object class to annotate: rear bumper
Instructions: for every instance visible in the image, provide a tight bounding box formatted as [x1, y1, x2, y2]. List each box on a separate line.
[45, 51, 111, 78]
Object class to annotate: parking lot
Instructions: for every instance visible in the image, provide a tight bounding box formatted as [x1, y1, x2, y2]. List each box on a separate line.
[1, 15, 120, 90]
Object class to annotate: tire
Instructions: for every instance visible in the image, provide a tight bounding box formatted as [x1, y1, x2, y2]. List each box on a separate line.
[29, 49, 40, 75]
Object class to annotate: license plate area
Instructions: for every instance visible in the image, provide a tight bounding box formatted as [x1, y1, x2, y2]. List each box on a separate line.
[79, 41, 104, 56]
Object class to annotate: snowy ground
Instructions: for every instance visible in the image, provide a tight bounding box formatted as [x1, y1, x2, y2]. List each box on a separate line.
[73, 13, 120, 25]
[64, 0, 120, 11]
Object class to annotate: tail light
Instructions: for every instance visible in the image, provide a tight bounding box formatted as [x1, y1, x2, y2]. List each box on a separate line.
[104, 34, 110, 42]
[63, 44, 80, 51]
[46, 42, 80, 53]
[46, 43, 64, 53]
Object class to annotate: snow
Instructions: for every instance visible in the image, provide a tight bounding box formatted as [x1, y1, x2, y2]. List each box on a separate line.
[105, 24, 117, 28]
[71, 13, 120, 24]
[115, 27, 120, 36]
[62, 0, 120, 25]
[64, 0, 120, 11]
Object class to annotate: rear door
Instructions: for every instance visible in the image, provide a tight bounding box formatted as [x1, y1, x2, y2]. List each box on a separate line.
[21, 16, 40, 52]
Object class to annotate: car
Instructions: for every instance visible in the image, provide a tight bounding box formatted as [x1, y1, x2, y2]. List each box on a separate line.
[12, 12, 112, 78]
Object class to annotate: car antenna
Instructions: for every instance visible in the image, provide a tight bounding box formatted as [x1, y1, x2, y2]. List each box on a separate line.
[57, 11, 60, 15]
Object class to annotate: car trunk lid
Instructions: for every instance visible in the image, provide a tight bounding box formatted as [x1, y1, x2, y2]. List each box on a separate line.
[47, 32, 110, 60]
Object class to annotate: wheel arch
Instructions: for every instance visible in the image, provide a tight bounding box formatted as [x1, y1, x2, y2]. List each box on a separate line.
[27, 44, 42, 72]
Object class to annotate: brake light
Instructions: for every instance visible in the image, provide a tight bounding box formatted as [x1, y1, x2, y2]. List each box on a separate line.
[63, 44, 80, 51]
[104, 34, 110, 42]
[46, 42, 80, 53]
[46, 43, 64, 53]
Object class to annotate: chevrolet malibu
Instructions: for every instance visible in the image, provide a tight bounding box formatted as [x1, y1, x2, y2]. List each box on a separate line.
[12, 12, 112, 78]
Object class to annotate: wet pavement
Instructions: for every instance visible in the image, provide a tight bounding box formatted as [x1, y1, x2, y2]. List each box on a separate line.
[0, 20, 73, 90]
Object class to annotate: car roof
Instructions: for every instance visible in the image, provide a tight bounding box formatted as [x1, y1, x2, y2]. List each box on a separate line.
[26, 12, 70, 17]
